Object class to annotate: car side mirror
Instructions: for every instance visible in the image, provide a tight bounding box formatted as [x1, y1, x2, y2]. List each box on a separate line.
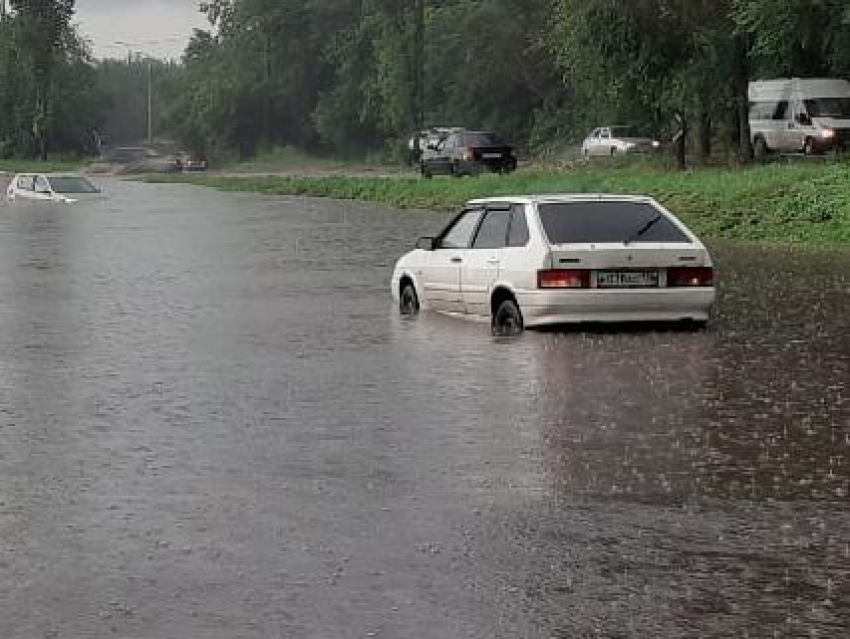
[416, 236, 437, 251]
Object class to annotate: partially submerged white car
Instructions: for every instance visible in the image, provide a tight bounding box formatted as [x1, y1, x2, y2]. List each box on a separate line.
[6, 173, 103, 204]
[391, 194, 715, 334]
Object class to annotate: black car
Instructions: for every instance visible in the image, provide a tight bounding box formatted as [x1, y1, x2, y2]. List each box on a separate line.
[420, 130, 517, 178]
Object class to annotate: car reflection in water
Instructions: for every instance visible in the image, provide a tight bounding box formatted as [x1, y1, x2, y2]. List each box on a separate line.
[532, 327, 719, 504]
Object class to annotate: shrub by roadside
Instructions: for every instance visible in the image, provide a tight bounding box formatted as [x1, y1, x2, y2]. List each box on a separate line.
[145, 162, 850, 246]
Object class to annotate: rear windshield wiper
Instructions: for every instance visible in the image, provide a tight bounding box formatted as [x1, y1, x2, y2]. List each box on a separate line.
[624, 214, 663, 246]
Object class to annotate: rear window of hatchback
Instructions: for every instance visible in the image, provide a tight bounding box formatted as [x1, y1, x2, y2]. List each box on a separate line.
[537, 201, 692, 244]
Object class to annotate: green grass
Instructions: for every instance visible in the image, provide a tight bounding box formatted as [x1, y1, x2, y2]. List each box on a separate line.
[145, 161, 850, 245]
[217, 146, 398, 174]
[0, 158, 85, 173]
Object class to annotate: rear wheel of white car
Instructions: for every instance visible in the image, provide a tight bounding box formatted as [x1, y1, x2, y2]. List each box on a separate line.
[610, 147, 617, 157]
[804, 137, 816, 156]
[399, 281, 420, 316]
[753, 137, 769, 161]
[420, 163, 432, 179]
[492, 298, 524, 336]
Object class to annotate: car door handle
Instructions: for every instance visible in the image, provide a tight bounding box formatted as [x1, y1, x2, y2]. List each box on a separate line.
[451, 257, 462, 264]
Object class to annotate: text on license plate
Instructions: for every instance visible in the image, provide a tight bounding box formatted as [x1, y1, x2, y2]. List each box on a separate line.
[482, 153, 502, 159]
[596, 270, 659, 288]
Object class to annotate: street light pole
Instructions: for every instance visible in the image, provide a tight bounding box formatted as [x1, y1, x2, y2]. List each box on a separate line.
[115, 42, 155, 145]
[413, 0, 425, 130]
[147, 61, 153, 144]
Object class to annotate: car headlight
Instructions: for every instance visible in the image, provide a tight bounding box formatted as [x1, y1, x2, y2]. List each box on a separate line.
[652, 141, 661, 148]
[820, 129, 836, 139]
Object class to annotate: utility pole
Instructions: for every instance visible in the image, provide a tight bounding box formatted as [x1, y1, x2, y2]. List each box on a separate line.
[263, 26, 271, 146]
[147, 60, 153, 144]
[412, 0, 425, 130]
[116, 43, 156, 145]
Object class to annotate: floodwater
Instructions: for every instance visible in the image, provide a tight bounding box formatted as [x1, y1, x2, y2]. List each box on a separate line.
[0, 179, 847, 638]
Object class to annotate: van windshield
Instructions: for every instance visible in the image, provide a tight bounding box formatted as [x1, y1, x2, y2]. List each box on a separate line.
[804, 97, 850, 119]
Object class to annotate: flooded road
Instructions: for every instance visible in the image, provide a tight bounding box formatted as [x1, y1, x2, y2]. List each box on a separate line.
[0, 179, 847, 638]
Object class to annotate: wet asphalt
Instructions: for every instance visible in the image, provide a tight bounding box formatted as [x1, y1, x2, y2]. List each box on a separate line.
[0, 179, 847, 638]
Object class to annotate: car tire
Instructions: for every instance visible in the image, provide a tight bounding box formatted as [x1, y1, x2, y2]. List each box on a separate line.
[449, 162, 460, 177]
[492, 298, 524, 336]
[753, 137, 769, 162]
[803, 137, 819, 156]
[610, 147, 617, 157]
[684, 319, 708, 331]
[399, 282, 420, 316]
[420, 163, 432, 179]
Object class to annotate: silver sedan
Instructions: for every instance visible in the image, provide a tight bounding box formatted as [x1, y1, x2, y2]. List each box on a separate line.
[581, 127, 661, 157]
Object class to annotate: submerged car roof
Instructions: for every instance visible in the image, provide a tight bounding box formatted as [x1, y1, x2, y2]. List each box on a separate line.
[467, 194, 657, 207]
[11, 172, 88, 178]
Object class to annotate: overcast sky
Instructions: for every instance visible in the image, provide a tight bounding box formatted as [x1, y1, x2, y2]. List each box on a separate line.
[75, 0, 209, 60]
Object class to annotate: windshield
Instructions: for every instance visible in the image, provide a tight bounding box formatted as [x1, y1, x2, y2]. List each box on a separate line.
[461, 132, 503, 146]
[47, 176, 100, 194]
[610, 126, 653, 139]
[538, 201, 691, 244]
[804, 97, 850, 119]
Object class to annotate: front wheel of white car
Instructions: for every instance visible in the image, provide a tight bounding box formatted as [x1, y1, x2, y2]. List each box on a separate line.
[399, 281, 420, 316]
[492, 298, 524, 336]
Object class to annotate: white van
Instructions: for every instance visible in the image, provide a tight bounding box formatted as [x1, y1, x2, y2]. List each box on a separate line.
[749, 78, 850, 157]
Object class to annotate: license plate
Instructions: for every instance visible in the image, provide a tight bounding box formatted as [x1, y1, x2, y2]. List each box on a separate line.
[596, 270, 659, 288]
[482, 153, 502, 159]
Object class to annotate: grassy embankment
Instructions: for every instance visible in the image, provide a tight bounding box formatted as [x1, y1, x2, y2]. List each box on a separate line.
[0, 159, 84, 174]
[146, 160, 850, 245]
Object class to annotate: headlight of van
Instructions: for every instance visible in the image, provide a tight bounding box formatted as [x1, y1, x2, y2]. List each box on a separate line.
[820, 129, 836, 139]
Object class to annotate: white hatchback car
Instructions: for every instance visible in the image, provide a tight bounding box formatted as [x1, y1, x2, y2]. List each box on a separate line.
[391, 194, 715, 334]
[6, 173, 103, 204]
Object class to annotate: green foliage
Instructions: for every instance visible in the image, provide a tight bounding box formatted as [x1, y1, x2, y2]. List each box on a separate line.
[146, 161, 850, 246]
[170, 0, 563, 157]
[0, 2, 105, 159]
[95, 58, 183, 147]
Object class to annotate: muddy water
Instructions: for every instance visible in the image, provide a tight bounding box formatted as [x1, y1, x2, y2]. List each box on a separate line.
[0, 179, 847, 638]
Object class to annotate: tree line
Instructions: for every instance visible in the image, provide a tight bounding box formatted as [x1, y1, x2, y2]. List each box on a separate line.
[170, 0, 850, 162]
[3, 1, 850, 162]
[0, 0, 103, 159]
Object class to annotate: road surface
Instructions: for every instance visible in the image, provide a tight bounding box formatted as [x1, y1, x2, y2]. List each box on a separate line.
[0, 180, 847, 638]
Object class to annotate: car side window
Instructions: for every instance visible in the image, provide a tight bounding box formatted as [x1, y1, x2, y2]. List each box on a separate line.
[472, 209, 511, 249]
[440, 209, 484, 249]
[507, 206, 530, 247]
[601, 128, 610, 139]
[591, 128, 600, 139]
[17, 176, 33, 190]
[34, 176, 50, 193]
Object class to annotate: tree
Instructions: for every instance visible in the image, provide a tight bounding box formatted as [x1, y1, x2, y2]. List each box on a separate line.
[10, 0, 76, 158]
[0, 0, 103, 158]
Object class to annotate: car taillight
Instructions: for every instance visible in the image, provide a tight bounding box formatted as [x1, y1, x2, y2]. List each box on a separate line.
[668, 267, 713, 287]
[538, 269, 590, 289]
[462, 148, 475, 161]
